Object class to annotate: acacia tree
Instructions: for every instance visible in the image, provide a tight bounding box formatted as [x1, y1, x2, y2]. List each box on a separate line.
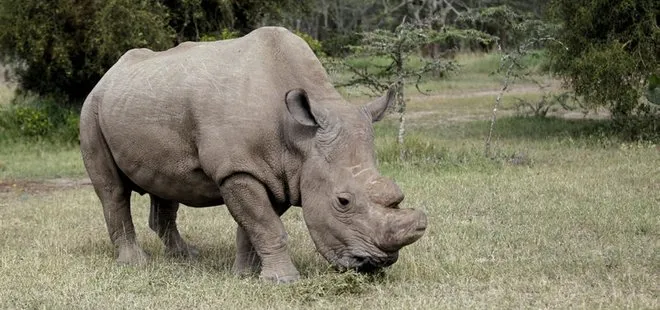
[337, 18, 494, 160]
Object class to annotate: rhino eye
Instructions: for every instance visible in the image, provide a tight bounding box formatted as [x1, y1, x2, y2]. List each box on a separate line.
[337, 196, 350, 207]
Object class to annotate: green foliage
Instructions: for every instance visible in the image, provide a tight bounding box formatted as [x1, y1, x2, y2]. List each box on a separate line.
[320, 32, 362, 57]
[162, 0, 233, 41]
[0, 96, 79, 143]
[2, 106, 52, 137]
[455, 5, 558, 51]
[338, 20, 490, 95]
[0, 0, 174, 103]
[294, 30, 325, 57]
[227, 0, 307, 32]
[200, 28, 241, 41]
[220, 28, 241, 40]
[548, 0, 659, 140]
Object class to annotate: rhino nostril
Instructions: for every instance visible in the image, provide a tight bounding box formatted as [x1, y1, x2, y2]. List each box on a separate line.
[387, 202, 400, 209]
[416, 214, 428, 230]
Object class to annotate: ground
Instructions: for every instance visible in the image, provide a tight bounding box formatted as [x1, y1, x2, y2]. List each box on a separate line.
[0, 54, 658, 309]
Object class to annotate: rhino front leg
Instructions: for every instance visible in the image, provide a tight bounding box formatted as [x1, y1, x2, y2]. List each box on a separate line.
[149, 194, 199, 258]
[220, 174, 299, 283]
[233, 204, 290, 276]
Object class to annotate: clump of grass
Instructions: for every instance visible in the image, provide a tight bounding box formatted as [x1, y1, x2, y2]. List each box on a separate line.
[291, 270, 373, 303]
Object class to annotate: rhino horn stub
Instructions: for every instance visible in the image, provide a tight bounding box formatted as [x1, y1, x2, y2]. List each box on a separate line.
[367, 177, 404, 208]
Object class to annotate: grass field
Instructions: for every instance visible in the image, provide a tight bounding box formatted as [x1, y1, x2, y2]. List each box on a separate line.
[1, 54, 658, 309]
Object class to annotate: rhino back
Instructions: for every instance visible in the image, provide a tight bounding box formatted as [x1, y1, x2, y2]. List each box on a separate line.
[90, 27, 337, 206]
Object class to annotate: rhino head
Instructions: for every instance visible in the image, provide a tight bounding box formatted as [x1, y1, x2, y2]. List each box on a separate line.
[284, 88, 427, 272]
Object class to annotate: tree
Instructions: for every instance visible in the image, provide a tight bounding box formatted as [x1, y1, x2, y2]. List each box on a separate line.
[0, 0, 174, 103]
[337, 18, 495, 160]
[161, 0, 234, 42]
[547, 0, 659, 139]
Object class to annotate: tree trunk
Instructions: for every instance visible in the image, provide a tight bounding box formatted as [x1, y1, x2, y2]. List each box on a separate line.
[398, 101, 406, 160]
[395, 81, 406, 161]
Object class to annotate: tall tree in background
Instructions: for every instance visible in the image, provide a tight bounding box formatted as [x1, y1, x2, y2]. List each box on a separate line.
[0, 0, 174, 103]
[338, 18, 495, 159]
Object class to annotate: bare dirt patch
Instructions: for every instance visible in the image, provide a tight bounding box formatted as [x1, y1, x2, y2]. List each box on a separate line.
[0, 178, 91, 193]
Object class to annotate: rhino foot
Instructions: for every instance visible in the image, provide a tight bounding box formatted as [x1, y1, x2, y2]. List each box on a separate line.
[165, 244, 200, 259]
[232, 250, 261, 276]
[117, 244, 150, 265]
[260, 270, 300, 284]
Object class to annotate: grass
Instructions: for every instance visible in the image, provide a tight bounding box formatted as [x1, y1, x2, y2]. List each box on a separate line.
[1, 140, 658, 308]
[0, 141, 85, 180]
[0, 84, 13, 106]
[1, 52, 658, 308]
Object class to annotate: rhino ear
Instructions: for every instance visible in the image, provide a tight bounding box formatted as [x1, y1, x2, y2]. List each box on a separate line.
[365, 87, 396, 122]
[285, 88, 318, 127]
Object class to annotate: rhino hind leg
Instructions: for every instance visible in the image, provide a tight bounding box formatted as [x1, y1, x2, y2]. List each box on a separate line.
[99, 186, 149, 265]
[80, 106, 149, 265]
[148, 194, 199, 259]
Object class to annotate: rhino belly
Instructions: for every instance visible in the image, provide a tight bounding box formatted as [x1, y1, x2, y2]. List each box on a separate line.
[102, 122, 225, 207]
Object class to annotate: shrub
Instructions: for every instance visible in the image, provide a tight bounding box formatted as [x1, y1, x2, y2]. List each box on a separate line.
[0, 96, 79, 143]
[294, 30, 325, 57]
[0, 0, 175, 104]
[547, 0, 659, 140]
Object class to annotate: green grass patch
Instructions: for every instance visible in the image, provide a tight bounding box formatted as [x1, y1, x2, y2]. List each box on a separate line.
[1, 141, 657, 308]
[0, 140, 84, 180]
[456, 50, 549, 75]
[335, 52, 551, 99]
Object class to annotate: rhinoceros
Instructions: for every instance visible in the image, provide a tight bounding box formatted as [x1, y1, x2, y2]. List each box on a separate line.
[79, 26, 427, 283]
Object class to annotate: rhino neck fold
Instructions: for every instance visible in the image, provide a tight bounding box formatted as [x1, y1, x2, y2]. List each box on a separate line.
[280, 144, 304, 207]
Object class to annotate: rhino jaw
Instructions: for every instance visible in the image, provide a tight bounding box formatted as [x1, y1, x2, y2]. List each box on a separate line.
[324, 209, 427, 273]
[335, 252, 400, 273]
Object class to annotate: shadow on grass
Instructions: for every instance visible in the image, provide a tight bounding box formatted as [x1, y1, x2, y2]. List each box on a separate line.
[373, 115, 623, 168]
[483, 116, 615, 141]
[69, 237, 236, 273]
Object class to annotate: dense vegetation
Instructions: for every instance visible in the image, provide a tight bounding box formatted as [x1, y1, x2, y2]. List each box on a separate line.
[547, 0, 659, 139]
[0, 0, 657, 143]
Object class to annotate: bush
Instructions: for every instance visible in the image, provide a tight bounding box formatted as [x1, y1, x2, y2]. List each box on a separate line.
[294, 30, 325, 57]
[0, 0, 175, 104]
[0, 96, 79, 143]
[321, 32, 362, 57]
[548, 0, 659, 140]
[200, 28, 241, 41]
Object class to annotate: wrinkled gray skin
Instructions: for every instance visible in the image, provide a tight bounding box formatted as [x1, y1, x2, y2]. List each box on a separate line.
[80, 27, 427, 283]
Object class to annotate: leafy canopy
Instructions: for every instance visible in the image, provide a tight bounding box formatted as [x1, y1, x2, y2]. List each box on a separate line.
[548, 0, 659, 138]
[0, 0, 174, 103]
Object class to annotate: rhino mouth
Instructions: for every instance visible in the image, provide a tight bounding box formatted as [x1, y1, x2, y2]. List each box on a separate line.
[335, 252, 399, 273]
